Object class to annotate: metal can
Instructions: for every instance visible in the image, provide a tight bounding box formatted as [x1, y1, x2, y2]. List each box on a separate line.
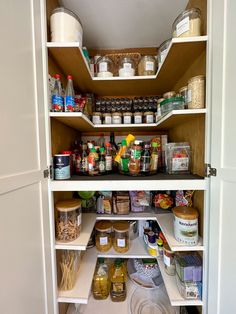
[54, 154, 71, 180]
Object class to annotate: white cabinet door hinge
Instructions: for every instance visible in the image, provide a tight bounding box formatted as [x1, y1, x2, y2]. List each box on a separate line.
[43, 166, 53, 179]
[205, 163, 217, 177]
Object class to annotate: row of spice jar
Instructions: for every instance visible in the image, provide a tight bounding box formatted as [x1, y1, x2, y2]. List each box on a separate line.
[92, 111, 156, 125]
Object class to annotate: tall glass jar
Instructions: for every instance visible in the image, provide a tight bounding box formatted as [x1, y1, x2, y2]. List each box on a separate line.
[113, 221, 130, 253]
[187, 75, 205, 109]
[172, 8, 202, 38]
[95, 221, 112, 252]
[138, 55, 157, 76]
[96, 56, 114, 77]
[119, 57, 135, 77]
[58, 250, 80, 290]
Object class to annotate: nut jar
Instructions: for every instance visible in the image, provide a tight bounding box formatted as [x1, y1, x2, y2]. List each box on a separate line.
[179, 86, 188, 108]
[96, 56, 114, 77]
[55, 199, 82, 242]
[187, 75, 205, 109]
[113, 221, 130, 253]
[163, 243, 176, 276]
[138, 55, 157, 76]
[163, 91, 176, 99]
[119, 57, 135, 77]
[95, 221, 112, 252]
[172, 8, 201, 38]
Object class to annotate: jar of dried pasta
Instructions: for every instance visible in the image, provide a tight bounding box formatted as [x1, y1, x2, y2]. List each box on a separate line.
[187, 75, 205, 109]
[55, 199, 82, 242]
[95, 221, 112, 252]
[113, 221, 130, 253]
[138, 55, 157, 76]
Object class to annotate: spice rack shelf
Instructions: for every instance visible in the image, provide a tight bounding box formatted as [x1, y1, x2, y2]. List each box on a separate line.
[157, 258, 203, 306]
[50, 109, 206, 132]
[57, 248, 97, 304]
[55, 213, 96, 250]
[156, 213, 204, 251]
[47, 36, 207, 96]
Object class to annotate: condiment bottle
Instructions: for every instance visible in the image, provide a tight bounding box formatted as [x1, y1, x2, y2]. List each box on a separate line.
[88, 147, 99, 176]
[105, 142, 112, 173]
[150, 142, 159, 173]
[110, 259, 127, 302]
[115, 134, 135, 164]
[65, 75, 75, 112]
[140, 143, 151, 174]
[157, 238, 164, 257]
[51, 74, 64, 112]
[92, 258, 110, 300]
[98, 147, 106, 174]
[80, 144, 88, 174]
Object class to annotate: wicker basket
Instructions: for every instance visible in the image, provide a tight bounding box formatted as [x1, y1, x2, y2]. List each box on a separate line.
[105, 52, 141, 76]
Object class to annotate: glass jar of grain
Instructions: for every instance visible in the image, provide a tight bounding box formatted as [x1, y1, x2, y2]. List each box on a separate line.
[187, 75, 205, 109]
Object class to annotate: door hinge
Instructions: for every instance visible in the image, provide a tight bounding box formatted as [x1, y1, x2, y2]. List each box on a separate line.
[43, 166, 53, 179]
[205, 163, 217, 177]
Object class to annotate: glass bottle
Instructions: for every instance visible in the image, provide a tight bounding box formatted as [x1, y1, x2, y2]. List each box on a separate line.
[65, 75, 75, 112]
[105, 142, 112, 173]
[51, 74, 64, 112]
[80, 144, 88, 174]
[150, 141, 159, 173]
[140, 143, 151, 174]
[97, 133, 105, 148]
[92, 258, 110, 300]
[110, 259, 127, 302]
[110, 132, 118, 172]
[88, 147, 99, 176]
[98, 147, 106, 174]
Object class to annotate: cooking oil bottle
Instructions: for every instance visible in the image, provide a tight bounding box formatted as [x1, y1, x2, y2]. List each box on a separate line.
[92, 258, 110, 300]
[110, 258, 127, 302]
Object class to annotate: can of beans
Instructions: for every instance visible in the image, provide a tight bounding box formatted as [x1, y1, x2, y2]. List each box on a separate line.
[54, 154, 71, 180]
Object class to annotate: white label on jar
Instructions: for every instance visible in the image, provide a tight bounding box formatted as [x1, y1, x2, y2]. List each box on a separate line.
[187, 89, 192, 102]
[100, 236, 108, 246]
[160, 48, 168, 63]
[134, 115, 142, 124]
[146, 114, 154, 123]
[176, 16, 190, 37]
[92, 115, 102, 124]
[99, 62, 107, 72]
[124, 115, 131, 124]
[145, 61, 154, 71]
[112, 116, 122, 124]
[164, 254, 171, 267]
[172, 157, 189, 171]
[123, 63, 132, 70]
[117, 238, 126, 247]
[77, 214, 81, 226]
[104, 115, 112, 124]
[174, 216, 198, 245]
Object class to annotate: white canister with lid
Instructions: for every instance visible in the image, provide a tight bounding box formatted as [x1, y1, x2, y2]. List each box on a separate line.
[50, 7, 83, 44]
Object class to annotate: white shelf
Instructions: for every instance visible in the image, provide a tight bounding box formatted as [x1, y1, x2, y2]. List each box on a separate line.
[58, 248, 97, 304]
[55, 213, 96, 250]
[47, 42, 80, 48]
[157, 258, 203, 307]
[156, 213, 204, 251]
[96, 209, 158, 221]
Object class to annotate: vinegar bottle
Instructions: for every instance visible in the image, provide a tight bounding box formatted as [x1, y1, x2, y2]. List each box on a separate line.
[65, 75, 75, 112]
[51, 74, 63, 112]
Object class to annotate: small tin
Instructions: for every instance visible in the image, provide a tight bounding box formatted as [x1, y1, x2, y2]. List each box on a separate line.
[54, 154, 71, 180]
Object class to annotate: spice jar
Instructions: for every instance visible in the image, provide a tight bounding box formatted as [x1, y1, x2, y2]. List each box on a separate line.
[129, 140, 143, 175]
[138, 55, 157, 76]
[113, 221, 130, 253]
[134, 112, 143, 124]
[163, 243, 176, 276]
[158, 39, 171, 66]
[103, 112, 112, 124]
[95, 221, 112, 252]
[96, 56, 114, 77]
[143, 111, 154, 124]
[187, 75, 205, 109]
[163, 91, 176, 99]
[92, 112, 102, 124]
[112, 112, 122, 124]
[119, 57, 135, 77]
[123, 112, 132, 124]
[55, 199, 82, 242]
[172, 8, 201, 38]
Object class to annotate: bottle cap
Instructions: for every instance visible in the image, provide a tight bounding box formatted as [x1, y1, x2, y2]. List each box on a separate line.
[91, 148, 96, 152]
[105, 142, 111, 147]
[121, 139, 127, 146]
[152, 142, 158, 148]
[100, 147, 105, 153]
[114, 258, 122, 267]
[54, 74, 60, 79]
[67, 75, 73, 80]
[126, 134, 135, 143]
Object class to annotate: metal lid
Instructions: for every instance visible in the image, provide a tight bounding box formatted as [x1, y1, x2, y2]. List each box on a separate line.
[56, 199, 81, 212]
[51, 7, 82, 26]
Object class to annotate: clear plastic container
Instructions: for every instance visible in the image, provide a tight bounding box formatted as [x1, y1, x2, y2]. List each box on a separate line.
[96, 56, 114, 77]
[165, 142, 191, 174]
[160, 97, 185, 115]
[113, 221, 130, 253]
[187, 75, 205, 109]
[95, 220, 112, 252]
[119, 57, 135, 77]
[163, 243, 176, 276]
[172, 8, 202, 38]
[158, 39, 171, 65]
[55, 199, 82, 242]
[176, 273, 202, 300]
[175, 252, 202, 282]
[58, 250, 80, 290]
[138, 55, 157, 76]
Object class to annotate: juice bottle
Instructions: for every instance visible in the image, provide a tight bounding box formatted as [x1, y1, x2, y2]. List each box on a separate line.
[110, 259, 127, 302]
[92, 258, 110, 300]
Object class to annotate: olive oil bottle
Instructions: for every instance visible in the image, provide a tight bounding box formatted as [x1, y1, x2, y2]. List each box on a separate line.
[92, 258, 110, 300]
[110, 259, 127, 302]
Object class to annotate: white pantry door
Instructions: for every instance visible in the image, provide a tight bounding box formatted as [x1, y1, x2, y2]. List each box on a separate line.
[207, 0, 236, 313]
[0, 0, 54, 314]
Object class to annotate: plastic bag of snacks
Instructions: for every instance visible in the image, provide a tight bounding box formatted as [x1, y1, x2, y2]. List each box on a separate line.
[129, 191, 151, 212]
[165, 142, 191, 174]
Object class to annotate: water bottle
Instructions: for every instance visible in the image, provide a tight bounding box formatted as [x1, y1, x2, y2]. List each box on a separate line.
[51, 74, 63, 112]
[65, 75, 75, 112]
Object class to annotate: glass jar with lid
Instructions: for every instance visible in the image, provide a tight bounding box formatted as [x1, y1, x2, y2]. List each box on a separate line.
[163, 243, 176, 276]
[163, 91, 176, 99]
[112, 112, 122, 124]
[113, 221, 130, 253]
[158, 39, 171, 66]
[119, 57, 135, 77]
[134, 112, 143, 124]
[96, 56, 114, 77]
[187, 75, 205, 109]
[92, 112, 102, 124]
[172, 8, 202, 38]
[95, 220, 112, 252]
[55, 199, 82, 242]
[123, 112, 133, 124]
[103, 112, 112, 124]
[59, 250, 80, 290]
[143, 111, 154, 124]
[138, 55, 157, 76]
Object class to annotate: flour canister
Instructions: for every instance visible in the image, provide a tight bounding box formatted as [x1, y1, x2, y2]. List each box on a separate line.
[172, 206, 199, 246]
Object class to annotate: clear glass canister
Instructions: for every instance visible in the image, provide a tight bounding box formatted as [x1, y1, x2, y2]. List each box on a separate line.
[143, 112, 154, 124]
[59, 250, 80, 290]
[95, 221, 112, 252]
[113, 221, 130, 253]
[112, 112, 122, 124]
[55, 199, 82, 242]
[172, 8, 201, 38]
[187, 75, 205, 109]
[123, 112, 132, 124]
[92, 112, 102, 124]
[163, 243, 176, 275]
[158, 39, 171, 65]
[134, 112, 143, 124]
[119, 57, 135, 77]
[96, 56, 114, 77]
[103, 112, 112, 124]
[138, 55, 157, 76]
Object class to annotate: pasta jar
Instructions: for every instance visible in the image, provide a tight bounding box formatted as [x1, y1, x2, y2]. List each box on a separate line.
[163, 243, 176, 276]
[103, 112, 112, 124]
[134, 112, 143, 124]
[187, 75, 205, 109]
[119, 57, 135, 77]
[112, 112, 122, 124]
[143, 111, 154, 124]
[55, 199, 82, 242]
[96, 56, 114, 77]
[172, 8, 201, 38]
[92, 112, 102, 124]
[123, 112, 132, 124]
[59, 250, 80, 290]
[138, 55, 157, 76]
[113, 221, 130, 253]
[95, 221, 112, 252]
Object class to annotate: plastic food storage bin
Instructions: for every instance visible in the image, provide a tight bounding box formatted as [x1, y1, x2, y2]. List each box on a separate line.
[176, 273, 202, 300]
[165, 142, 191, 174]
[160, 96, 185, 115]
[172, 8, 202, 38]
[175, 252, 202, 282]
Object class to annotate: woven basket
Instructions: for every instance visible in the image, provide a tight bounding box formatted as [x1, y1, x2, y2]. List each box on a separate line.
[106, 52, 141, 76]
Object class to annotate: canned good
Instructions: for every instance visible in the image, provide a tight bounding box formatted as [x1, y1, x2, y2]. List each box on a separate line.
[54, 154, 71, 180]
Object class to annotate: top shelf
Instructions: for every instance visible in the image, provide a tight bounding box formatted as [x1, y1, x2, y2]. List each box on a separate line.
[47, 36, 207, 96]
